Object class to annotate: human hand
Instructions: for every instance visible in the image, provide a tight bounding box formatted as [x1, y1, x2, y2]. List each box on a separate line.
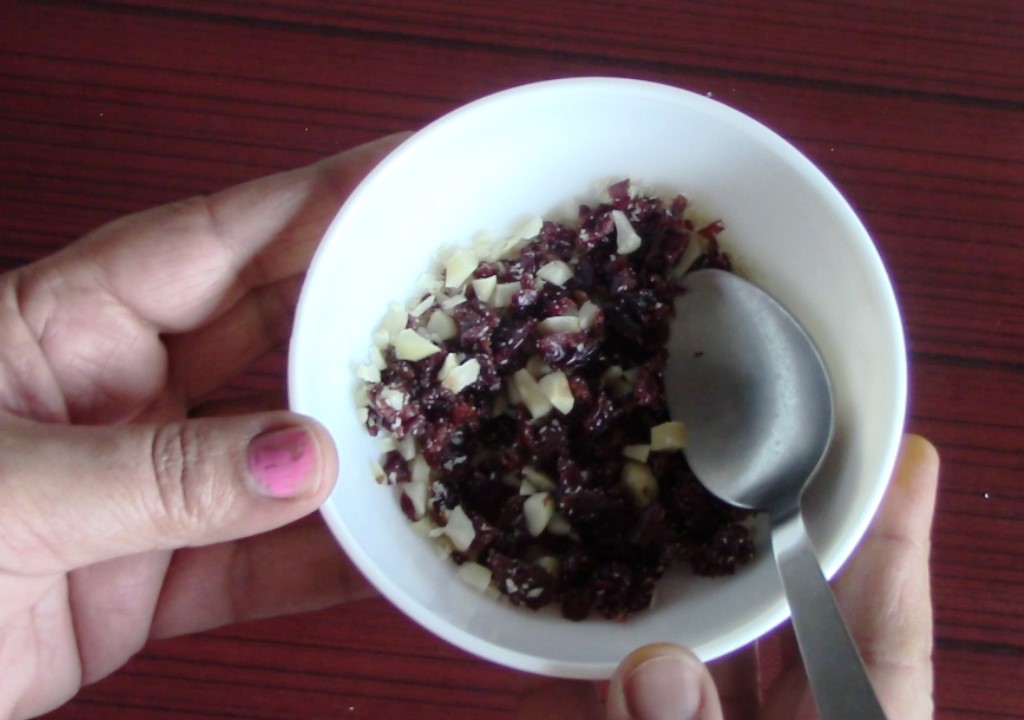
[0, 134, 406, 720]
[518, 434, 939, 719]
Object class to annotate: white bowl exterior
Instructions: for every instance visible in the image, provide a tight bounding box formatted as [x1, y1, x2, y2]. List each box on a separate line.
[289, 78, 907, 679]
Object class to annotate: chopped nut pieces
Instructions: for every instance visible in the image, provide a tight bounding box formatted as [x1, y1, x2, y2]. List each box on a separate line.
[393, 328, 442, 361]
[441, 358, 481, 394]
[650, 421, 689, 451]
[512, 369, 554, 419]
[445, 248, 480, 288]
[381, 303, 408, 340]
[438, 505, 475, 552]
[538, 370, 574, 414]
[425, 310, 458, 341]
[523, 492, 555, 536]
[612, 209, 642, 254]
[457, 562, 494, 592]
[471, 275, 497, 302]
[622, 443, 651, 463]
[357, 179, 753, 621]
[537, 316, 582, 335]
[403, 476, 428, 519]
[492, 281, 520, 308]
[536, 260, 574, 286]
[621, 461, 658, 506]
[522, 466, 557, 492]
[355, 363, 381, 383]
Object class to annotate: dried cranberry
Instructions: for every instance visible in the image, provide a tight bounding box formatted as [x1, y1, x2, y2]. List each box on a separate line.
[428, 476, 460, 513]
[582, 392, 617, 435]
[489, 497, 533, 557]
[629, 504, 670, 550]
[665, 475, 731, 541]
[519, 417, 568, 461]
[491, 317, 537, 373]
[488, 553, 557, 610]
[610, 266, 639, 297]
[560, 588, 594, 621]
[660, 230, 691, 268]
[536, 221, 576, 257]
[583, 208, 615, 239]
[698, 220, 725, 241]
[419, 418, 457, 468]
[381, 451, 410, 485]
[590, 562, 635, 620]
[470, 352, 502, 392]
[569, 257, 595, 292]
[606, 179, 631, 206]
[495, 495, 527, 531]
[689, 523, 755, 576]
[478, 414, 517, 447]
[453, 300, 500, 350]
[565, 375, 593, 413]
[450, 401, 480, 428]
[511, 286, 543, 315]
[536, 331, 599, 370]
[670, 194, 689, 218]
[629, 366, 664, 410]
[556, 454, 590, 494]
[418, 384, 456, 418]
[399, 493, 424, 522]
[543, 295, 579, 317]
[362, 181, 752, 623]
[473, 261, 500, 279]
[605, 303, 646, 349]
[558, 487, 632, 538]
[462, 472, 513, 522]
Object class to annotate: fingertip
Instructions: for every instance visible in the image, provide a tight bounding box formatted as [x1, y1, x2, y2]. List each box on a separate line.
[613, 642, 702, 679]
[884, 434, 940, 524]
[246, 426, 318, 499]
[607, 644, 723, 720]
[246, 415, 338, 501]
[898, 434, 940, 487]
[301, 415, 339, 497]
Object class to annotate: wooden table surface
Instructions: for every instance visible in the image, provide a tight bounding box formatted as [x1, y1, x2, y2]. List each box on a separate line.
[2, 1, 1022, 718]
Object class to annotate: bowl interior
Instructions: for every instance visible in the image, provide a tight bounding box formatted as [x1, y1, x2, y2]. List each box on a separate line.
[289, 78, 906, 679]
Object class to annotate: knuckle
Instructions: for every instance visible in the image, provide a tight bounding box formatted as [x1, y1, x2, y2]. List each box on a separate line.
[147, 423, 230, 541]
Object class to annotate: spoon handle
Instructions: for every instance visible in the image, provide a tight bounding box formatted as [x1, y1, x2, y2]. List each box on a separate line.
[770, 509, 889, 719]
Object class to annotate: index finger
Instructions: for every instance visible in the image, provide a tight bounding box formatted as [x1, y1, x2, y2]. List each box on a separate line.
[51, 133, 409, 333]
[834, 433, 939, 716]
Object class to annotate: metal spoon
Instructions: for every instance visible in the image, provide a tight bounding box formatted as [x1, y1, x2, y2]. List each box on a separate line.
[665, 268, 888, 719]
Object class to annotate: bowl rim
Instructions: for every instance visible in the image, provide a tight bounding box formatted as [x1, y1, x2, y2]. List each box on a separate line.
[289, 76, 908, 679]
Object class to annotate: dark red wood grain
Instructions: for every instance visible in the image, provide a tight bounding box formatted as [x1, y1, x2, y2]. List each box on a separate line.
[2, 1, 1022, 718]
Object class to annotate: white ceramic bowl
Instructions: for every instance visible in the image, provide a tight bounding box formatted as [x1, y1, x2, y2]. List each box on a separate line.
[289, 77, 906, 679]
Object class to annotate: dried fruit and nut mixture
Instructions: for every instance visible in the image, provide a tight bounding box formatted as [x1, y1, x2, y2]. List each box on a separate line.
[356, 180, 754, 621]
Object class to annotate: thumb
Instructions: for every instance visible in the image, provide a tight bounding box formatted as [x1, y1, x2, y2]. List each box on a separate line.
[0, 411, 337, 573]
[606, 643, 725, 720]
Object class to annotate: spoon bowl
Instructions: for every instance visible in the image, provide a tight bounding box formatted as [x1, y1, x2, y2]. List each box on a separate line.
[667, 268, 889, 719]
[666, 269, 834, 517]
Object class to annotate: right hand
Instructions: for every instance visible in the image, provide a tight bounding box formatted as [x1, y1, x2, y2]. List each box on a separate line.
[518, 433, 939, 719]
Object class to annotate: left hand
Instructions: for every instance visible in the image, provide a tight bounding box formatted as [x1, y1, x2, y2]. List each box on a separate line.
[0, 135, 405, 720]
[0, 132, 935, 720]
